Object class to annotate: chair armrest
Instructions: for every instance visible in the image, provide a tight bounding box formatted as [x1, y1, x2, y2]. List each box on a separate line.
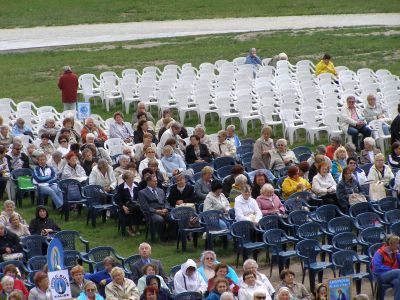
[79, 237, 90, 253]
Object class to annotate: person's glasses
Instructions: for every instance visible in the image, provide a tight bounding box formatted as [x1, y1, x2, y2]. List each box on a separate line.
[349, 162, 356, 165]
[255, 297, 266, 299]
[348, 101, 355, 103]
[205, 257, 214, 261]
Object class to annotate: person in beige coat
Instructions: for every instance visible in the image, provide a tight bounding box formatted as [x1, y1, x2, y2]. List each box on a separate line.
[105, 267, 139, 300]
[251, 126, 274, 170]
[88, 159, 117, 193]
[340, 95, 371, 151]
[210, 130, 236, 158]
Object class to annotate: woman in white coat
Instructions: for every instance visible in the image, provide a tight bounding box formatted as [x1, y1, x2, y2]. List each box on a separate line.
[173, 259, 207, 296]
[234, 185, 262, 225]
[367, 153, 394, 183]
[312, 162, 338, 205]
[88, 159, 117, 193]
[238, 271, 272, 300]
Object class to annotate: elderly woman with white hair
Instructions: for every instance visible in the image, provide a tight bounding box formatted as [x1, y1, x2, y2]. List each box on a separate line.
[367, 153, 394, 184]
[234, 185, 262, 224]
[226, 125, 241, 148]
[0, 276, 24, 299]
[331, 146, 348, 182]
[0, 200, 26, 227]
[160, 145, 189, 178]
[360, 137, 381, 164]
[210, 130, 236, 159]
[89, 159, 117, 193]
[240, 259, 274, 296]
[197, 250, 239, 284]
[239, 271, 271, 300]
[105, 267, 139, 300]
[363, 94, 391, 135]
[268, 139, 298, 172]
[275, 287, 294, 300]
[113, 155, 131, 178]
[0, 126, 13, 148]
[38, 118, 59, 142]
[81, 117, 108, 147]
[251, 126, 274, 170]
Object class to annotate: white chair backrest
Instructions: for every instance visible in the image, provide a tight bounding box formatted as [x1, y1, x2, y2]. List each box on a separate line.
[104, 138, 125, 156]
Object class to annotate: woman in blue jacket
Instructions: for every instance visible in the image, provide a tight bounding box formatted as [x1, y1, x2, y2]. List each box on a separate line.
[32, 153, 63, 209]
[84, 256, 116, 297]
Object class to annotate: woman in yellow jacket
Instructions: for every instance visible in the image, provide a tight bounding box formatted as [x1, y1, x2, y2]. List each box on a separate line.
[281, 165, 311, 199]
[315, 54, 338, 77]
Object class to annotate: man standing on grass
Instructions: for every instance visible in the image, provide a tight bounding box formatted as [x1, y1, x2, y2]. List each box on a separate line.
[58, 66, 78, 111]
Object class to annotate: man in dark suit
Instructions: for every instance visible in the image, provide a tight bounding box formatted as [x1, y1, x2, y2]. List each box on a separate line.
[131, 242, 168, 284]
[138, 174, 175, 239]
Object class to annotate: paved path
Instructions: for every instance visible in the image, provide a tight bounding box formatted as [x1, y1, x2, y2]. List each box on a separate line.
[1, 13, 399, 52]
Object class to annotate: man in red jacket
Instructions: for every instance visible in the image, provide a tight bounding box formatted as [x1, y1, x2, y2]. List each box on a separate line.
[58, 66, 78, 111]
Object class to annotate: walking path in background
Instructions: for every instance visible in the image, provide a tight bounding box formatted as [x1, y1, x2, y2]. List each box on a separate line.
[1, 13, 399, 52]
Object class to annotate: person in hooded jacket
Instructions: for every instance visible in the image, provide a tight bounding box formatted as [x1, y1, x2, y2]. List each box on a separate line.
[28, 206, 60, 236]
[173, 259, 207, 295]
[139, 275, 172, 300]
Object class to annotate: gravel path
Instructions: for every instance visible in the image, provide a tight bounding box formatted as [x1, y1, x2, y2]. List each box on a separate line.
[0, 13, 399, 52]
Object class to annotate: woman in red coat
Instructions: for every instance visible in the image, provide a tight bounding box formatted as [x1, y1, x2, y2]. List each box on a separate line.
[0, 264, 28, 299]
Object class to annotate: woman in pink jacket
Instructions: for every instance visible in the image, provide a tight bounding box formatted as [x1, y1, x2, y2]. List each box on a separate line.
[256, 183, 285, 216]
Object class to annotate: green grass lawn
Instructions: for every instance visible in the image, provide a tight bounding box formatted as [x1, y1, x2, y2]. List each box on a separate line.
[0, 0, 399, 28]
[1, 26, 399, 271]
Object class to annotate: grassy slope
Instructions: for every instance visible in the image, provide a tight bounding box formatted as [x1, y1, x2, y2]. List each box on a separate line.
[0, 0, 399, 28]
[1, 26, 400, 270]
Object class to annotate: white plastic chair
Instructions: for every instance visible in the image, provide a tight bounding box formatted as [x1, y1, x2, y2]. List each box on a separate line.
[280, 109, 306, 145]
[17, 101, 38, 113]
[232, 57, 246, 66]
[0, 98, 17, 111]
[104, 138, 126, 157]
[369, 120, 391, 152]
[215, 97, 239, 129]
[78, 74, 101, 104]
[301, 111, 328, 144]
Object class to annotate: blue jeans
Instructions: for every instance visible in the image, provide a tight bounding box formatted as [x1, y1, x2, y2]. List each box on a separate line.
[378, 269, 400, 299]
[383, 122, 390, 135]
[38, 184, 63, 209]
[347, 125, 371, 150]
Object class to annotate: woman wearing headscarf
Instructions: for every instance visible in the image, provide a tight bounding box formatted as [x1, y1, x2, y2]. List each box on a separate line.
[173, 259, 207, 295]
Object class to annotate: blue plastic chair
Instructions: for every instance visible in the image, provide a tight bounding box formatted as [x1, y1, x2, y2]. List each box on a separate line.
[292, 146, 312, 160]
[325, 216, 353, 242]
[240, 139, 255, 147]
[213, 157, 236, 170]
[217, 165, 234, 179]
[296, 239, 335, 295]
[230, 221, 266, 267]
[359, 227, 386, 254]
[58, 179, 87, 221]
[349, 202, 371, 218]
[64, 250, 82, 271]
[241, 152, 253, 165]
[333, 250, 373, 294]
[263, 229, 297, 276]
[82, 185, 114, 228]
[257, 215, 284, 231]
[359, 163, 373, 175]
[174, 291, 202, 300]
[370, 196, 398, 216]
[310, 204, 345, 229]
[353, 212, 384, 230]
[82, 246, 125, 273]
[199, 210, 229, 251]
[189, 162, 212, 174]
[0, 260, 28, 274]
[286, 210, 310, 234]
[171, 206, 205, 252]
[123, 254, 141, 279]
[26, 256, 47, 272]
[368, 243, 383, 260]
[384, 209, 400, 224]
[332, 232, 369, 263]
[297, 222, 333, 254]
[284, 197, 315, 213]
[53, 230, 90, 255]
[21, 235, 48, 259]
[237, 145, 254, 158]
[11, 168, 36, 208]
[287, 191, 322, 206]
[169, 264, 181, 281]
[274, 166, 289, 178]
[298, 153, 311, 162]
[247, 169, 275, 183]
[390, 221, 400, 235]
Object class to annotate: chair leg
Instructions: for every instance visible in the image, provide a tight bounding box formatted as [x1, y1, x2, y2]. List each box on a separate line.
[181, 232, 187, 252]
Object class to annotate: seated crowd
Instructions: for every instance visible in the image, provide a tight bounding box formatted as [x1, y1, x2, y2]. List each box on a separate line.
[0, 95, 398, 300]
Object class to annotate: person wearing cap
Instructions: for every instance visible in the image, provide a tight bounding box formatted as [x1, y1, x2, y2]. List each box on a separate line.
[245, 48, 262, 66]
[315, 54, 338, 78]
[58, 66, 79, 111]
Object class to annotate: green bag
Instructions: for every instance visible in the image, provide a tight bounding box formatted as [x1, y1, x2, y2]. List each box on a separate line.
[17, 175, 34, 190]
